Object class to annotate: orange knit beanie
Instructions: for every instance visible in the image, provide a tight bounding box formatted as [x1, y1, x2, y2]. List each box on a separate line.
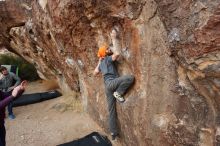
[97, 45, 107, 58]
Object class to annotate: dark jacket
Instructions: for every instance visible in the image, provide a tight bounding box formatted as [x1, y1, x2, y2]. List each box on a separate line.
[0, 92, 13, 126]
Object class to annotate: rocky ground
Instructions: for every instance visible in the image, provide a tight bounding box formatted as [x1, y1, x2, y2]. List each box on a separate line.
[5, 80, 121, 146]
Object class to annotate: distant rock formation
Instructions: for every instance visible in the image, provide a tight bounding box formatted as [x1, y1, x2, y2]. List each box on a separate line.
[0, 0, 220, 145]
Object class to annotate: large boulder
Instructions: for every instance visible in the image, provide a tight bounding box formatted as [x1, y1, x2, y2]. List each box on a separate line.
[1, 0, 220, 145]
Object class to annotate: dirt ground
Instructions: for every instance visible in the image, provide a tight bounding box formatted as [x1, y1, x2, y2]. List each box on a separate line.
[5, 80, 121, 146]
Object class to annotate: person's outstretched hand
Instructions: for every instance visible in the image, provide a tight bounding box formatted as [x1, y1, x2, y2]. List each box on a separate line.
[12, 81, 27, 98]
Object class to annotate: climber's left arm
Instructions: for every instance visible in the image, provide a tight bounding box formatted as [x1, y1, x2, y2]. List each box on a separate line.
[93, 58, 101, 76]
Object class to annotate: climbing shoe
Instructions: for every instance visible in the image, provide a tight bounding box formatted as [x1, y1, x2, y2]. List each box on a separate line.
[113, 92, 125, 103]
[111, 133, 119, 140]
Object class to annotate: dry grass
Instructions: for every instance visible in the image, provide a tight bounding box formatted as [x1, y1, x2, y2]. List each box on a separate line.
[25, 80, 83, 112]
[52, 91, 83, 113]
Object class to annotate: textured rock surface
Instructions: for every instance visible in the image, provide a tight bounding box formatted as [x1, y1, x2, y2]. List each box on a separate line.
[1, 0, 220, 145]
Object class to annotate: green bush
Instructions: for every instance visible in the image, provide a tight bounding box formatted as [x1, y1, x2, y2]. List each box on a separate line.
[0, 54, 39, 81]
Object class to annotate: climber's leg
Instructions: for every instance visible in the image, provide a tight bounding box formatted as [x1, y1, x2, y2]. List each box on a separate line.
[107, 75, 135, 96]
[105, 87, 118, 135]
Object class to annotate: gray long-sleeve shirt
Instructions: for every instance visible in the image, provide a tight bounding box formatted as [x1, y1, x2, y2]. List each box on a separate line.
[0, 72, 21, 92]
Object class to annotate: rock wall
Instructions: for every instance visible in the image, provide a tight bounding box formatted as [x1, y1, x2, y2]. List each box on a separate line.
[1, 0, 220, 145]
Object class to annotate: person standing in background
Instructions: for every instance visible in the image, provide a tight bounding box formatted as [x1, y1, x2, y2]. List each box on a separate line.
[0, 66, 21, 119]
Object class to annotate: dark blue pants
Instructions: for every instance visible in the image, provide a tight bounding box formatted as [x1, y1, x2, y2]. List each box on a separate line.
[7, 101, 13, 115]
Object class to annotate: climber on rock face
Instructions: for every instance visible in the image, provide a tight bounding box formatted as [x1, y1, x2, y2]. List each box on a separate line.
[93, 28, 135, 140]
